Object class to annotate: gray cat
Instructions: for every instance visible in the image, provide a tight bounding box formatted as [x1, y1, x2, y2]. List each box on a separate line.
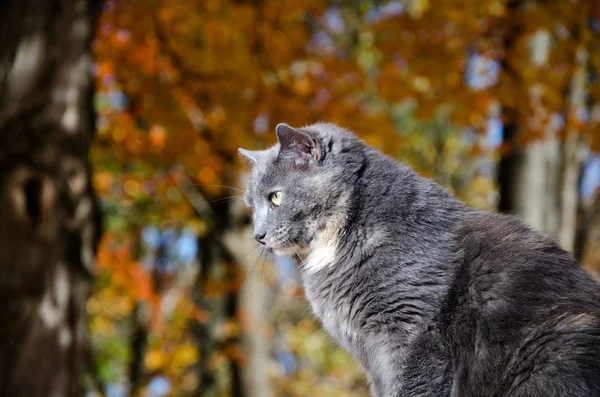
[239, 122, 600, 397]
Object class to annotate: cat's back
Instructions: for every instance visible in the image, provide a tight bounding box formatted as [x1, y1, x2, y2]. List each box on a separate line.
[453, 211, 600, 310]
[444, 211, 600, 396]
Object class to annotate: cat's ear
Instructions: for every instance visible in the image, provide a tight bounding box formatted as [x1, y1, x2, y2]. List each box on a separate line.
[238, 148, 266, 164]
[276, 123, 321, 168]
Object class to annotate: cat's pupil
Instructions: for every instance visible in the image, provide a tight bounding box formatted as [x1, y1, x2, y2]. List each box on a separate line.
[270, 191, 282, 207]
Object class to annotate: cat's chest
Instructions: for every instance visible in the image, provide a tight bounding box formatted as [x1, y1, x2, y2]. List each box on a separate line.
[315, 300, 356, 344]
[303, 280, 364, 356]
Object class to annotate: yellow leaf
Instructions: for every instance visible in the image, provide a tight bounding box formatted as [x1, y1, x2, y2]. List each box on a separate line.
[173, 343, 199, 368]
[145, 349, 166, 371]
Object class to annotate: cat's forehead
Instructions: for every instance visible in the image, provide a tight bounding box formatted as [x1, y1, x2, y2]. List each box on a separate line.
[245, 122, 357, 193]
[248, 145, 283, 189]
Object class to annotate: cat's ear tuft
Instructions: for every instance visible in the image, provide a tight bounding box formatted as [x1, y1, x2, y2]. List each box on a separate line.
[238, 148, 262, 164]
[276, 123, 321, 168]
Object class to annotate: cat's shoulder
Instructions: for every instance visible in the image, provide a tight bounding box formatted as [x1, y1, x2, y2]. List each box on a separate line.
[451, 209, 600, 305]
[457, 210, 571, 267]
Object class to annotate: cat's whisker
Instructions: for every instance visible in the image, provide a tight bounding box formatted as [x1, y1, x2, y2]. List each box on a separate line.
[247, 245, 265, 281]
[208, 196, 245, 204]
[244, 244, 263, 279]
[194, 183, 245, 193]
[241, 242, 261, 261]
[259, 249, 270, 316]
[285, 237, 305, 265]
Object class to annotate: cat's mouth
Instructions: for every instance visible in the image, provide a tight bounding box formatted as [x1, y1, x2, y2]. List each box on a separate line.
[264, 238, 307, 258]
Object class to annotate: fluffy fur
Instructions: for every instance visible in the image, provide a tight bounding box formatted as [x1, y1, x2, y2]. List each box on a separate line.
[239, 122, 600, 397]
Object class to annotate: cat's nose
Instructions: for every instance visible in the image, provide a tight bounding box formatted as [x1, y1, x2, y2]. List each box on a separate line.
[254, 231, 266, 244]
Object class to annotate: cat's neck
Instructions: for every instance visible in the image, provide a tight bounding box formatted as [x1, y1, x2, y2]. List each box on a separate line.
[300, 153, 467, 339]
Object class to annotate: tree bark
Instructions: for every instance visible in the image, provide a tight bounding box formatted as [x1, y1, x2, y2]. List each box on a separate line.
[558, 47, 588, 252]
[498, 28, 561, 237]
[0, 1, 101, 396]
[498, 126, 562, 236]
[498, 25, 586, 253]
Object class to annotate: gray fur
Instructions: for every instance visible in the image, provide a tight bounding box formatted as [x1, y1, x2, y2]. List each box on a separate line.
[239, 122, 600, 397]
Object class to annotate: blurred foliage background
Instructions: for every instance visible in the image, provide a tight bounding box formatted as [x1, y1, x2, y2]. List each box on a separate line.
[87, 0, 600, 396]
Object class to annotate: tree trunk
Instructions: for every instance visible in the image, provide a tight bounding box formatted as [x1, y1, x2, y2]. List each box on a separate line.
[498, 28, 562, 238]
[0, 1, 101, 396]
[558, 47, 588, 252]
[498, 125, 562, 236]
[498, 27, 586, 253]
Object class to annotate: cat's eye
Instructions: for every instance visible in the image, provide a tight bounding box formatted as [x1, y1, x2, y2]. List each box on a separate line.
[269, 191, 282, 207]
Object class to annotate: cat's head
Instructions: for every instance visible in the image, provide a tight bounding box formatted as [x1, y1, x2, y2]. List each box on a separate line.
[238, 123, 364, 259]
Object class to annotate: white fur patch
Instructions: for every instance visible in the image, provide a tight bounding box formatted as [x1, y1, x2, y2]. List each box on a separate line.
[302, 192, 349, 274]
[303, 227, 339, 273]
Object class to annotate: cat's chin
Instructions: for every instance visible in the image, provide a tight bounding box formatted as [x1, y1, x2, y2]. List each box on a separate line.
[271, 247, 297, 257]
[271, 244, 307, 258]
